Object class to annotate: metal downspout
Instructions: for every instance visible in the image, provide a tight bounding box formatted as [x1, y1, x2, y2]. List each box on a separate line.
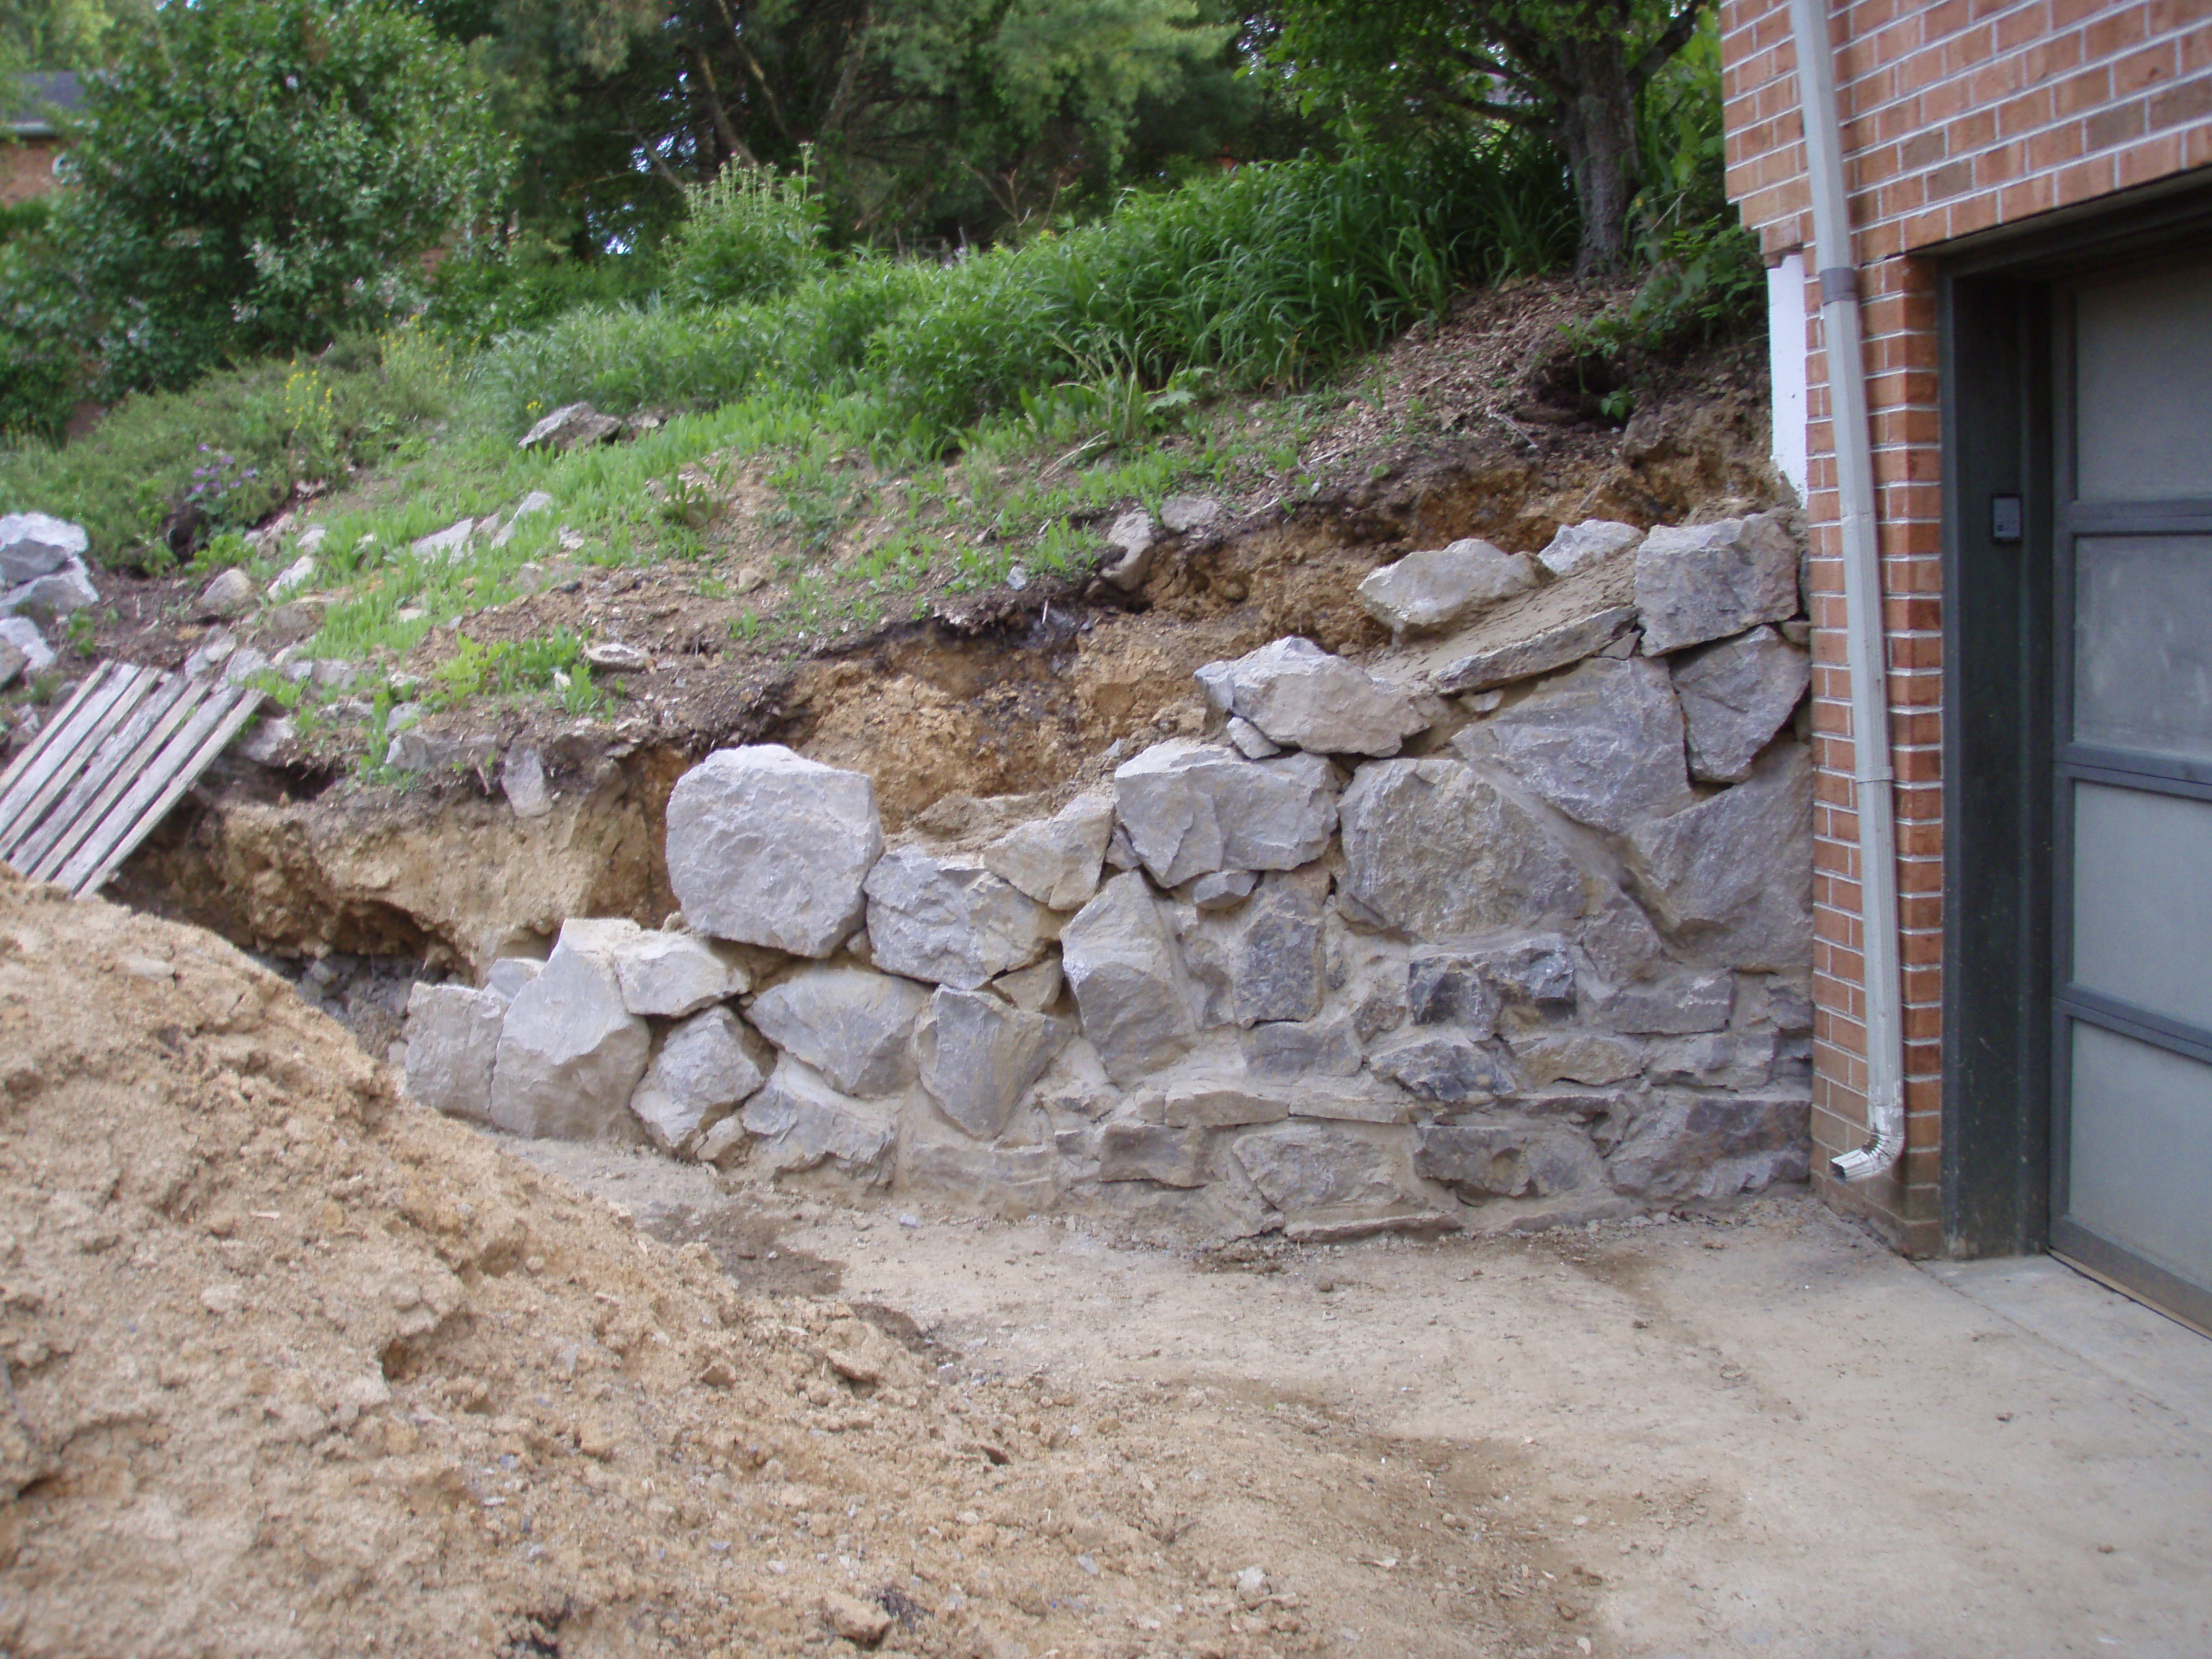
[1787, 0, 1906, 1182]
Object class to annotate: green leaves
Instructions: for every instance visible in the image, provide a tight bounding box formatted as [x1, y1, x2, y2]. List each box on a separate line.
[53, 0, 511, 393]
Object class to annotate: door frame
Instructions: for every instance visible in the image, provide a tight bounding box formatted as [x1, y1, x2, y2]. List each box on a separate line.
[1936, 174, 2212, 1267]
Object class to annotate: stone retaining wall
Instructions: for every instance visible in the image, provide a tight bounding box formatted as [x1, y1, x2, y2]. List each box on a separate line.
[405, 515, 1817, 1240]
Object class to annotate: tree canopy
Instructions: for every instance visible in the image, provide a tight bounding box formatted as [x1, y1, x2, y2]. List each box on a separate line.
[54, 0, 508, 390]
[1259, 0, 1707, 272]
[418, 0, 1293, 253]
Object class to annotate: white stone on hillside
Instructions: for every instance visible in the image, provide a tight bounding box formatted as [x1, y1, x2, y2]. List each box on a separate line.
[0, 513, 86, 585]
[665, 745, 883, 957]
[1197, 637, 1426, 756]
[198, 567, 255, 619]
[1357, 539, 1537, 635]
[1539, 519, 1644, 578]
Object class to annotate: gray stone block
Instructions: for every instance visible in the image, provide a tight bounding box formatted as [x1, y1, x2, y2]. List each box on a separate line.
[1240, 1014, 1363, 1079]
[1635, 514, 1801, 655]
[1416, 1119, 1604, 1198]
[1454, 656, 1693, 835]
[1580, 967, 1735, 1034]
[1097, 1122, 1208, 1187]
[1195, 637, 1427, 757]
[403, 982, 508, 1123]
[487, 943, 652, 1139]
[628, 1005, 770, 1150]
[739, 1058, 897, 1182]
[1671, 625, 1811, 783]
[1112, 739, 1338, 887]
[983, 793, 1115, 909]
[0, 513, 86, 585]
[1627, 742, 1813, 971]
[666, 745, 883, 957]
[916, 987, 1073, 1139]
[1338, 757, 1587, 940]
[1058, 872, 1198, 1083]
[747, 964, 927, 1098]
[1604, 1090, 1811, 1200]
[1359, 537, 1537, 636]
[1369, 1031, 1516, 1103]
[1538, 519, 1644, 579]
[864, 847, 1052, 990]
[610, 930, 751, 1017]
[1232, 1123, 1420, 1214]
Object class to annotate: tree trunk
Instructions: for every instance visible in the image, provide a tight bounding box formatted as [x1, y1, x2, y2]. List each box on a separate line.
[1555, 33, 1640, 276]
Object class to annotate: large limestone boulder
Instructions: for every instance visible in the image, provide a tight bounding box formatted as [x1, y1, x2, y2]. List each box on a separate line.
[1538, 519, 1643, 579]
[627, 1005, 770, 1151]
[403, 983, 508, 1123]
[610, 930, 752, 1017]
[1357, 539, 1537, 637]
[1604, 1091, 1810, 1200]
[1112, 739, 1337, 888]
[666, 746, 883, 956]
[916, 988, 1073, 1138]
[1058, 872, 1198, 1083]
[863, 848, 1051, 989]
[1635, 515, 1800, 655]
[1626, 742, 1813, 971]
[739, 1058, 898, 1182]
[746, 965, 927, 1098]
[487, 943, 652, 1138]
[1195, 637, 1426, 757]
[1453, 657, 1694, 835]
[984, 793, 1115, 909]
[0, 513, 87, 586]
[1338, 757, 1587, 939]
[1670, 625, 1810, 783]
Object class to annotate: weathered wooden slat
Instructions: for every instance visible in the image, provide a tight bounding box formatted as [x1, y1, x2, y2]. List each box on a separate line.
[0, 663, 132, 839]
[14, 670, 202, 877]
[0, 665, 155, 859]
[0, 663, 129, 824]
[68, 686, 262, 896]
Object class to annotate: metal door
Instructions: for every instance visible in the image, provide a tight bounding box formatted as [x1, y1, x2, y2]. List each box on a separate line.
[2051, 248, 2212, 1331]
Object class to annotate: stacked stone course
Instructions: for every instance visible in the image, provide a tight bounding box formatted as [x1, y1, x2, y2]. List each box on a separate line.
[407, 516, 1822, 1239]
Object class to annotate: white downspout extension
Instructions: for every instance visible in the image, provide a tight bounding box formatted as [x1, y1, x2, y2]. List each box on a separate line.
[1787, 0, 1906, 1182]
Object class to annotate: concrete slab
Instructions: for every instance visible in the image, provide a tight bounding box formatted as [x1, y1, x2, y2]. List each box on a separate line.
[1921, 1253, 2212, 1431]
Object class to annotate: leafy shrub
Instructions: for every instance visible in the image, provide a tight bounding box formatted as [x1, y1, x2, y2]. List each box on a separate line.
[423, 240, 669, 351]
[54, 0, 509, 393]
[0, 331, 459, 568]
[0, 199, 80, 442]
[667, 156, 829, 310]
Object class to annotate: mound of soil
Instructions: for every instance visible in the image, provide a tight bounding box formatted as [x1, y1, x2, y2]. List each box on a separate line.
[0, 873, 1259, 1657]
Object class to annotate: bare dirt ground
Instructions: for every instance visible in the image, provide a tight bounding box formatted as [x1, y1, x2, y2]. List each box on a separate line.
[521, 1143, 2212, 1659]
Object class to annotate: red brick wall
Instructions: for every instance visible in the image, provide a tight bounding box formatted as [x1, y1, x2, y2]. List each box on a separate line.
[0, 138, 62, 207]
[1719, 0, 2212, 1251]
